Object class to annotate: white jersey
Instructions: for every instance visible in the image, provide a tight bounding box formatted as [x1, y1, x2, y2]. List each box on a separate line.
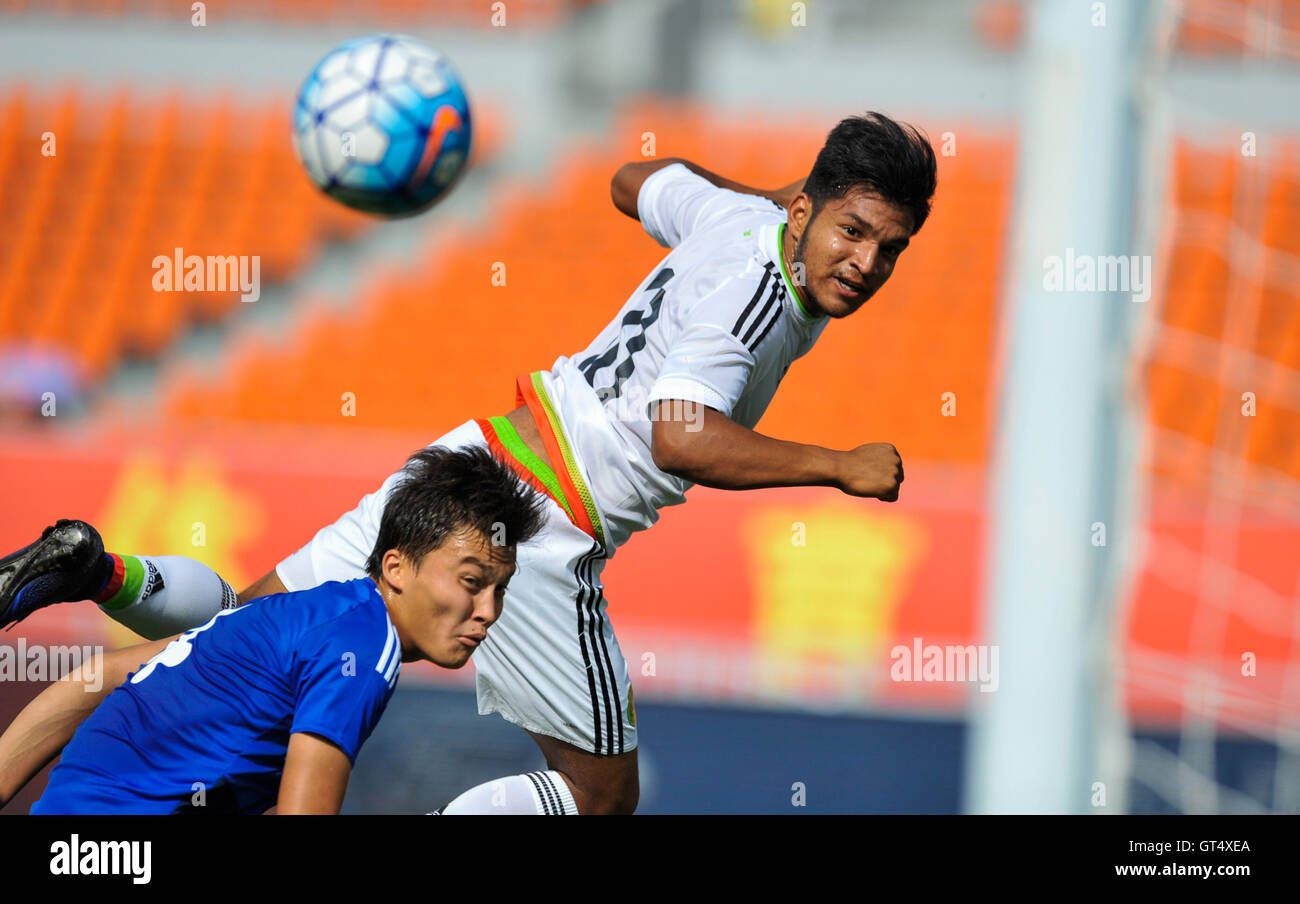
[541, 163, 831, 551]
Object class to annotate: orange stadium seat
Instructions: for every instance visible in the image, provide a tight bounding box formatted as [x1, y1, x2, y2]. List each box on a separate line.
[0, 84, 504, 382]
[0, 86, 378, 377]
[1144, 140, 1300, 487]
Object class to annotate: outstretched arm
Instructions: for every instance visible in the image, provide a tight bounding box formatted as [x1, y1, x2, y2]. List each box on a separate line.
[611, 157, 805, 221]
[651, 401, 903, 501]
[0, 636, 174, 809]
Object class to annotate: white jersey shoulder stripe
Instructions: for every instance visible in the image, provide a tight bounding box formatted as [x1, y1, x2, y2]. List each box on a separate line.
[384, 627, 401, 688]
[375, 614, 398, 678]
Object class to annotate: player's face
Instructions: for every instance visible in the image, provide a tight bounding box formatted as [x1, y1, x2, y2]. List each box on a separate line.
[385, 527, 517, 669]
[789, 189, 915, 318]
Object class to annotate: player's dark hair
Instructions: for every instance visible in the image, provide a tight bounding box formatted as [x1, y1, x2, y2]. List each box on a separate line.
[365, 446, 546, 579]
[803, 112, 937, 233]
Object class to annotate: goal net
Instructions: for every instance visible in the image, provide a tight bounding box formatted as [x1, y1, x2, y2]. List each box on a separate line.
[1123, 0, 1300, 814]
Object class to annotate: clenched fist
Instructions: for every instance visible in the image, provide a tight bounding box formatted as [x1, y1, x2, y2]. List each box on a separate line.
[835, 443, 904, 501]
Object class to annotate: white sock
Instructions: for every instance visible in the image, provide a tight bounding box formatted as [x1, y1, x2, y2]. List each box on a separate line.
[439, 771, 579, 815]
[96, 555, 237, 640]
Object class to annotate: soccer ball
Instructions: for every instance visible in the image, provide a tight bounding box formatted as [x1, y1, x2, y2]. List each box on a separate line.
[292, 34, 473, 217]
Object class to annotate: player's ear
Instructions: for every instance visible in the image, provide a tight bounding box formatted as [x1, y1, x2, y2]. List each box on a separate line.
[381, 548, 406, 592]
[787, 193, 813, 241]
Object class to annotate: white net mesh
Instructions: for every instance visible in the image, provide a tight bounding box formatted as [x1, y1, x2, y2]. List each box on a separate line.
[1123, 0, 1300, 814]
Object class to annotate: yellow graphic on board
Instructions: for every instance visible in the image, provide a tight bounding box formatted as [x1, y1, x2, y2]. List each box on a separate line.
[97, 452, 265, 645]
[743, 503, 925, 695]
[745, 0, 812, 37]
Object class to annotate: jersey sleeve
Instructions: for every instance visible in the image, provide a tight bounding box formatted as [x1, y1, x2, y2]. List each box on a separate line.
[290, 606, 400, 764]
[646, 275, 773, 419]
[637, 163, 778, 249]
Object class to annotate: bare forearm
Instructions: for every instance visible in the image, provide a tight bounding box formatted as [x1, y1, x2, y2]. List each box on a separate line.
[653, 403, 904, 500]
[653, 403, 840, 491]
[0, 681, 99, 807]
[676, 430, 840, 491]
[0, 638, 171, 809]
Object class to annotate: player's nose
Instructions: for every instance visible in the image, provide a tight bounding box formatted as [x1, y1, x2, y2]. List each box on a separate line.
[474, 587, 503, 625]
[850, 242, 879, 277]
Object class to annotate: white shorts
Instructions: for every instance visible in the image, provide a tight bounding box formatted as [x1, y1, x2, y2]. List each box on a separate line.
[276, 417, 637, 756]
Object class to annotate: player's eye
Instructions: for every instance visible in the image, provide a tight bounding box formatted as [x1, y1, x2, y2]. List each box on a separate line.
[462, 576, 482, 590]
[843, 225, 859, 237]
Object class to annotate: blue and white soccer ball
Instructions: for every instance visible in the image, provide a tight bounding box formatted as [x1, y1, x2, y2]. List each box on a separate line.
[292, 34, 473, 218]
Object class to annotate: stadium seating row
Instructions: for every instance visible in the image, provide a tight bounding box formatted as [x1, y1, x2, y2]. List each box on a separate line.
[3, 80, 1293, 482]
[0, 86, 371, 376]
[0, 85, 503, 378]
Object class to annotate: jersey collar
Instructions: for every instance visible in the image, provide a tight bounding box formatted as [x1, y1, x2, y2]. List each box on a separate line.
[767, 222, 826, 324]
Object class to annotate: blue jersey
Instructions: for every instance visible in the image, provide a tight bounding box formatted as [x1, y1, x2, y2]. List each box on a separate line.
[33, 578, 401, 815]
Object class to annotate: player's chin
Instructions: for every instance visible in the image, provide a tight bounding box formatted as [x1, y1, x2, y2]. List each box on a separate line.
[821, 275, 883, 318]
[429, 642, 475, 669]
[817, 281, 867, 318]
[817, 294, 856, 319]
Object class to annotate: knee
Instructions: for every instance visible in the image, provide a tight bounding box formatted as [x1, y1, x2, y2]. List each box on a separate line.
[531, 730, 640, 814]
[608, 770, 640, 814]
[570, 767, 639, 815]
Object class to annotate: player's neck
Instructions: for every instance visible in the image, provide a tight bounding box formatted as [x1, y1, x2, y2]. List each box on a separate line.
[780, 228, 817, 317]
[370, 577, 420, 662]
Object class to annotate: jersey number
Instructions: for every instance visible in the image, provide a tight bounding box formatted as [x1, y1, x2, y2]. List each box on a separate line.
[578, 267, 674, 401]
[130, 608, 241, 685]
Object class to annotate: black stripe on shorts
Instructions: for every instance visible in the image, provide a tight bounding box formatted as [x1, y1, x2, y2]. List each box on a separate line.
[573, 541, 622, 755]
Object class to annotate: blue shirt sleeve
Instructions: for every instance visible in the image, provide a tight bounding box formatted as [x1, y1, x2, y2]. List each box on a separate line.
[289, 605, 400, 764]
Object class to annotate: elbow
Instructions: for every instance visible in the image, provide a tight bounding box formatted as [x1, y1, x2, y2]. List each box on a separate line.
[650, 441, 676, 475]
[650, 419, 695, 478]
[610, 165, 637, 219]
[608, 171, 622, 212]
